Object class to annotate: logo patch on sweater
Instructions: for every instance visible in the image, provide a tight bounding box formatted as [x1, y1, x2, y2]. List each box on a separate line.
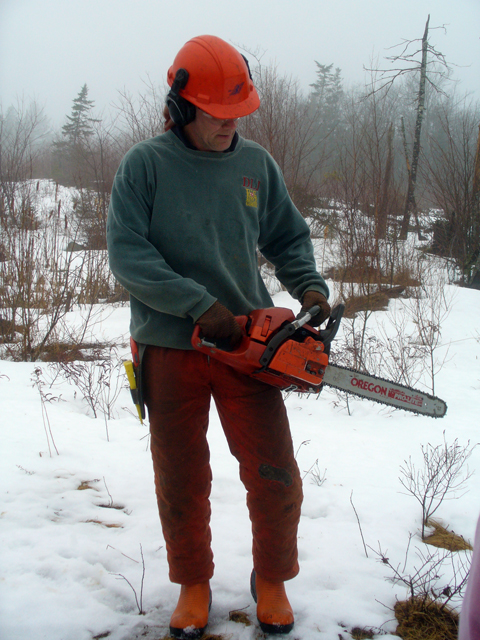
[243, 176, 260, 208]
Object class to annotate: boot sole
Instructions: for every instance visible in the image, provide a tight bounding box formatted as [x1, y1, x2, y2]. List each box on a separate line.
[169, 626, 207, 640]
[169, 588, 212, 639]
[250, 570, 294, 635]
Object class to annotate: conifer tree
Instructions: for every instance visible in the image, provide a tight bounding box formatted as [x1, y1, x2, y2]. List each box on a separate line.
[53, 84, 101, 186]
[310, 62, 343, 129]
[61, 84, 99, 147]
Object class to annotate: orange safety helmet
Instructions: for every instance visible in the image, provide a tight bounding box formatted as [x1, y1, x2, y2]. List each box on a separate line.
[167, 35, 260, 121]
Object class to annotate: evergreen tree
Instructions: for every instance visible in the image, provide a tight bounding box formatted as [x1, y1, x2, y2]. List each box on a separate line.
[310, 62, 343, 122]
[53, 85, 100, 186]
[307, 62, 344, 181]
[61, 84, 99, 147]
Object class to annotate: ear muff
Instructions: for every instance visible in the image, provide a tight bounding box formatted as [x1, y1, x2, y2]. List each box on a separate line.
[166, 68, 196, 127]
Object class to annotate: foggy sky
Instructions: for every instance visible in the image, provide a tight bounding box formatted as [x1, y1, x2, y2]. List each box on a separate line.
[1, 0, 479, 128]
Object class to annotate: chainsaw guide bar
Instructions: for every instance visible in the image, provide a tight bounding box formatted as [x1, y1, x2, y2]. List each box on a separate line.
[322, 362, 447, 418]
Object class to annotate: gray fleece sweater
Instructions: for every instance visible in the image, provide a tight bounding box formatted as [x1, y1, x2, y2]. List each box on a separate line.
[107, 129, 328, 349]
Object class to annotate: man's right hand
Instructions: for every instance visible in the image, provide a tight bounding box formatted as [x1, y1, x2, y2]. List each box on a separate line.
[196, 301, 243, 349]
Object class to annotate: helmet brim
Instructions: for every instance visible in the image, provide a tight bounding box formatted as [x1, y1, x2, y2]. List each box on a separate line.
[187, 87, 260, 119]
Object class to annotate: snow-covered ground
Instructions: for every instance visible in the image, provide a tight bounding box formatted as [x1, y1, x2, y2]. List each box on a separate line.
[1, 282, 479, 640]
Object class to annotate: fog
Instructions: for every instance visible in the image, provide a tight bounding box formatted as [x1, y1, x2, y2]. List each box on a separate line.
[1, 0, 479, 128]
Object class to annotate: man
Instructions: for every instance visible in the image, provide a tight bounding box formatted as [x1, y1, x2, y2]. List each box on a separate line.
[107, 35, 330, 639]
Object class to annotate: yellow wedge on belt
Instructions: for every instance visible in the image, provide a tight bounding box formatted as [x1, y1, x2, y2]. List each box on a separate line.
[123, 360, 143, 424]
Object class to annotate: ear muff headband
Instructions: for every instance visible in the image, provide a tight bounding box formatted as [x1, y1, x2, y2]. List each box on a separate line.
[166, 68, 196, 127]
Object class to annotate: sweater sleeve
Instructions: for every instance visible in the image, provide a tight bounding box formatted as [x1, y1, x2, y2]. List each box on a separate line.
[106, 148, 216, 321]
[257, 160, 329, 302]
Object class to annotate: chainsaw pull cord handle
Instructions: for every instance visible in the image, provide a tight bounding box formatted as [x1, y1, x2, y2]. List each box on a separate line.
[258, 305, 321, 368]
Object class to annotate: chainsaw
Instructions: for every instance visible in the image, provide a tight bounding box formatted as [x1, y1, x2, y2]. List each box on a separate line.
[191, 304, 447, 418]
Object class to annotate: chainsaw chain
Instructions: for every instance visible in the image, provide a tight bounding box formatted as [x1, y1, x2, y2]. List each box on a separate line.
[321, 361, 447, 418]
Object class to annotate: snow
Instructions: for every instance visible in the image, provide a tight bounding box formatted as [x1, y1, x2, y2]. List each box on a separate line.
[1, 283, 480, 639]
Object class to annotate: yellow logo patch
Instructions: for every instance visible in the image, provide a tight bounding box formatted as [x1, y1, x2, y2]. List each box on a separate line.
[245, 188, 258, 208]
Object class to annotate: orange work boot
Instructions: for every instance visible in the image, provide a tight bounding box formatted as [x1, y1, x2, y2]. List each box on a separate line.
[250, 570, 294, 634]
[169, 582, 211, 639]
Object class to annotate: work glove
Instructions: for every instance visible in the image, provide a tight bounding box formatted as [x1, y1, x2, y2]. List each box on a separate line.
[301, 290, 331, 327]
[196, 301, 243, 349]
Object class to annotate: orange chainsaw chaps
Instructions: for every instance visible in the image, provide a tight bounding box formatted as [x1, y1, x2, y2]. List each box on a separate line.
[268, 336, 329, 390]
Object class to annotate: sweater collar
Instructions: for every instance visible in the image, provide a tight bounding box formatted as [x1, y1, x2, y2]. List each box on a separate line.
[172, 125, 239, 152]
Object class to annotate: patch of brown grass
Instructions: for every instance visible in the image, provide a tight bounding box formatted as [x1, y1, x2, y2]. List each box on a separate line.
[393, 269, 421, 288]
[39, 341, 111, 362]
[162, 633, 227, 640]
[394, 597, 459, 640]
[77, 480, 100, 491]
[84, 519, 123, 529]
[229, 609, 252, 626]
[324, 265, 421, 289]
[423, 520, 473, 551]
[343, 291, 391, 317]
[350, 626, 375, 639]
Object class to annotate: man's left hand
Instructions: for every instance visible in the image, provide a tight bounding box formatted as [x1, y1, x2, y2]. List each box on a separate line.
[301, 290, 331, 326]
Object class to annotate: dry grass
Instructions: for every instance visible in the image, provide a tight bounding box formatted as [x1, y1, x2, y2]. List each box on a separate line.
[324, 265, 421, 288]
[77, 480, 100, 491]
[228, 609, 252, 626]
[350, 626, 375, 639]
[394, 596, 459, 640]
[341, 286, 408, 317]
[423, 519, 473, 551]
[83, 519, 123, 528]
[39, 340, 110, 362]
[161, 636, 227, 640]
[343, 291, 392, 317]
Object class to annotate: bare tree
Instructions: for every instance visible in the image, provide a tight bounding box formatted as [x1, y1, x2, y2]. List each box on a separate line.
[238, 62, 334, 218]
[0, 99, 49, 219]
[422, 95, 480, 285]
[365, 16, 451, 240]
[113, 77, 165, 148]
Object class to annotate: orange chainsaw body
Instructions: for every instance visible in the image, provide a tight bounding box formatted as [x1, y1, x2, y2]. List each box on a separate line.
[191, 307, 328, 392]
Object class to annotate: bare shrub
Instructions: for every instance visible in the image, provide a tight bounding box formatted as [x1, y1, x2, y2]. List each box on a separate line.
[31, 366, 61, 457]
[0, 180, 120, 361]
[372, 537, 471, 617]
[403, 271, 453, 395]
[113, 77, 165, 147]
[49, 348, 125, 421]
[110, 544, 146, 615]
[399, 434, 476, 539]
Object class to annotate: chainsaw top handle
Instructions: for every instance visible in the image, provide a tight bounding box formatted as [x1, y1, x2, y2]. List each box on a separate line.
[318, 304, 344, 348]
[258, 303, 344, 369]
